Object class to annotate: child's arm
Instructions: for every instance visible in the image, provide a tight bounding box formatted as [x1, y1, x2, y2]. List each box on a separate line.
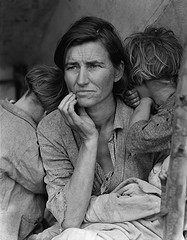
[129, 97, 153, 128]
[126, 94, 175, 153]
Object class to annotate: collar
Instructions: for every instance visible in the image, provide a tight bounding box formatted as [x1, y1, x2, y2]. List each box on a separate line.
[0, 99, 37, 128]
[113, 97, 133, 130]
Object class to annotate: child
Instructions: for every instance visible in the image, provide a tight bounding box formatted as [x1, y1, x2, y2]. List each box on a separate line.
[123, 26, 186, 238]
[0, 65, 67, 240]
[124, 26, 183, 156]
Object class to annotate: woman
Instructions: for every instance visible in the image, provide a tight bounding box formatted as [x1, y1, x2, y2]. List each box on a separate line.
[37, 17, 168, 239]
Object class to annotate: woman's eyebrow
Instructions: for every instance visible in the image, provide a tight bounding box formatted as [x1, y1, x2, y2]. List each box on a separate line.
[86, 60, 104, 64]
[65, 61, 78, 66]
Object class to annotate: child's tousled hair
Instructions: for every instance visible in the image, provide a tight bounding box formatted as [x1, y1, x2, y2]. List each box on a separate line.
[25, 65, 68, 114]
[124, 26, 183, 88]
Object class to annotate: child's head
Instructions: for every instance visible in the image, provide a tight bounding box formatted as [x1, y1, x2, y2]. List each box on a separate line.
[25, 65, 68, 114]
[124, 26, 183, 89]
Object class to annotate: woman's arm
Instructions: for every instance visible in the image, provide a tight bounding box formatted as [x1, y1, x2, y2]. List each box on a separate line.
[38, 93, 99, 230]
[38, 117, 98, 230]
[63, 137, 98, 228]
[57, 93, 99, 229]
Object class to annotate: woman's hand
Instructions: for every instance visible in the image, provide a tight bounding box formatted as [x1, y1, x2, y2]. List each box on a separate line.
[123, 88, 140, 108]
[58, 92, 98, 141]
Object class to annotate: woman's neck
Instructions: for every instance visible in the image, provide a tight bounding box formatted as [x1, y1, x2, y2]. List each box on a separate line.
[86, 96, 116, 130]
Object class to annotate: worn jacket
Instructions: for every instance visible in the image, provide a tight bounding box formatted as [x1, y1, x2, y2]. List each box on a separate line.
[37, 98, 168, 226]
[0, 99, 46, 240]
[126, 93, 176, 153]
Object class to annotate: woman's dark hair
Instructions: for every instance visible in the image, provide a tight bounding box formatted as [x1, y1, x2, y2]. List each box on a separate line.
[54, 16, 127, 71]
[54, 16, 129, 95]
[25, 65, 68, 113]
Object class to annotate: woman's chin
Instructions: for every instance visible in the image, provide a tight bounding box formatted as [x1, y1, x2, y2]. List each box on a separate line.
[77, 99, 94, 108]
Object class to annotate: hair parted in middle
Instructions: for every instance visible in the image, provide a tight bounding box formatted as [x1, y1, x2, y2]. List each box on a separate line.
[54, 16, 129, 95]
[124, 26, 183, 88]
[54, 16, 127, 71]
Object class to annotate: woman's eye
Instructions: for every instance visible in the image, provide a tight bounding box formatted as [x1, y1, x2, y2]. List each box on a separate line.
[66, 65, 78, 71]
[88, 64, 100, 69]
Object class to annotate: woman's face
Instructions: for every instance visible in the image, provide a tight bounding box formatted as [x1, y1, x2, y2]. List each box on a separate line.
[64, 41, 122, 108]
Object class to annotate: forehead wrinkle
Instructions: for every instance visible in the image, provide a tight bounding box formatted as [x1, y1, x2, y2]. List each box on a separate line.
[87, 44, 109, 63]
[66, 42, 109, 64]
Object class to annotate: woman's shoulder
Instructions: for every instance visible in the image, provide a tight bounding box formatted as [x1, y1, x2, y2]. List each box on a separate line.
[38, 109, 67, 135]
[37, 109, 80, 154]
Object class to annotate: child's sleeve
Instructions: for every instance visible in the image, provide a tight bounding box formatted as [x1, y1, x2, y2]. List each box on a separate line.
[126, 110, 173, 153]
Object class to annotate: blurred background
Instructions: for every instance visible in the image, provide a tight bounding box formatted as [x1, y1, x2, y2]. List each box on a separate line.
[1, 0, 187, 101]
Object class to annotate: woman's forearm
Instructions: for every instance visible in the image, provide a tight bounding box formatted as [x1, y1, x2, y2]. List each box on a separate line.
[62, 136, 98, 229]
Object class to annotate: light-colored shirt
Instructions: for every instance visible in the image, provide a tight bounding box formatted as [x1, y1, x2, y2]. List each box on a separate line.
[0, 99, 46, 240]
[37, 98, 168, 225]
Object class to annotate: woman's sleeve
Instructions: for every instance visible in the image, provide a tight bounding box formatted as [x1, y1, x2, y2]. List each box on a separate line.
[126, 110, 173, 153]
[37, 122, 74, 225]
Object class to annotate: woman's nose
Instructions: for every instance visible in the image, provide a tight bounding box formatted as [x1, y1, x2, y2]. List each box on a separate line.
[76, 68, 89, 85]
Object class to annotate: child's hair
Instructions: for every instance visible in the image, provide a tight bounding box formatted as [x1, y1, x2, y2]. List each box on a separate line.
[124, 26, 183, 87]
[25, 65, 68, 114]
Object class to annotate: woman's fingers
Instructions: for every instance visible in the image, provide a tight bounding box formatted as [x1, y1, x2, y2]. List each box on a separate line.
[68, 100, 84, 125]
[58, 93, 78, 123]
[58, 92, 74, 111]
[58, 92, 76, 113]
[58, 93, 97, 139]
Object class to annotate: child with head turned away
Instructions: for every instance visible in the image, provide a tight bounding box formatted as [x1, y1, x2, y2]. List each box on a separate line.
[0, 65, 68, 240]
[123, 26, 183, 190]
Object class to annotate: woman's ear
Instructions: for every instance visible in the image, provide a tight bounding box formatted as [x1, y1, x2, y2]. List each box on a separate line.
[114, 61, 124, 83]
